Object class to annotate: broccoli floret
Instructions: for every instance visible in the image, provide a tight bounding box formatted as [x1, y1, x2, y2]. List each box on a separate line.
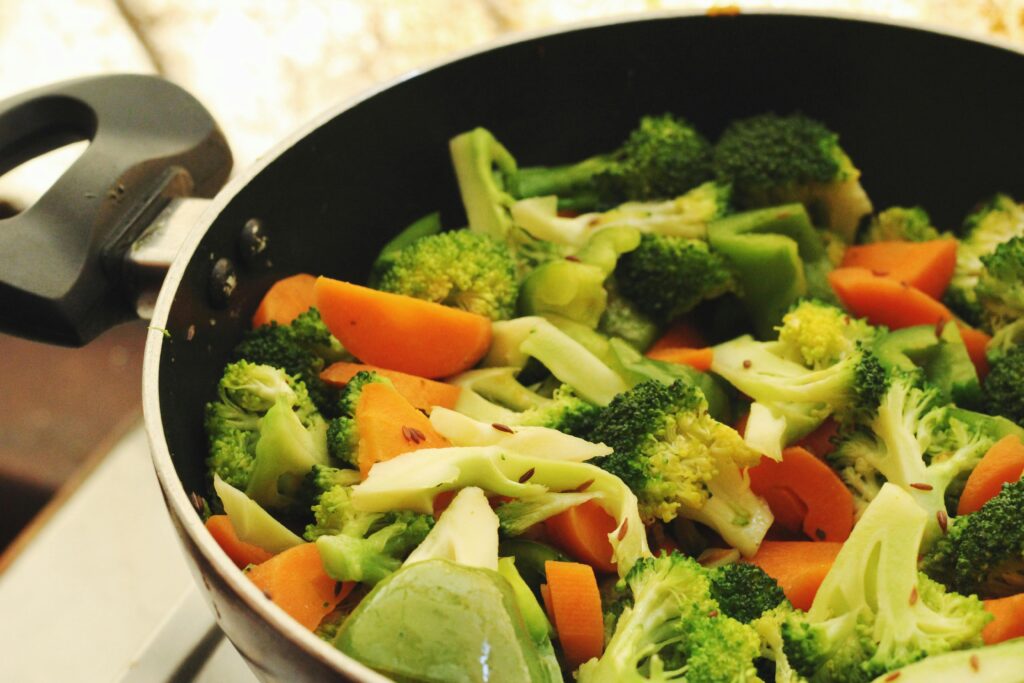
[233, 307, 347, 417]
[775, 300, 877, 370]
[513, 114, 714, 212]
[921, 480, 1024, 599]
[616, 234, 736, 323]
[976, 235, 1024, 332]
[713, 113, 872, 242]
[590, 380, 771, 556]
[712, 320, 886, 460]
[861, 206, 940, 243]
[830, 377, 993, 542]
[204, 361, 326, 494]
[599, 279, 661, 351]
[946, 194, 1024, 327]
[982, 344, 1024, 423]
[368, 211, 442, 287]
[325, 371, 393, 466]
[576, 553, 762, 682]
[375, 230, 518, 321]
[708, 562, 787, 624]
[308, 464, 434, 585]
[781, 484, 990, 683]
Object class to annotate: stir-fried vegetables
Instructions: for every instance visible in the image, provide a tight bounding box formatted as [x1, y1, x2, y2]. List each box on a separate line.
[198, 111, 1024, 683]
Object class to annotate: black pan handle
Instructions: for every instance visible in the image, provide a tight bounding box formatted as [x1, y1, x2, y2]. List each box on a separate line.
[0, 74, 232, 345]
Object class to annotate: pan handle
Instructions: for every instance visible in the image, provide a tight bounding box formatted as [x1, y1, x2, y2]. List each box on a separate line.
[0, 74, 232, 345]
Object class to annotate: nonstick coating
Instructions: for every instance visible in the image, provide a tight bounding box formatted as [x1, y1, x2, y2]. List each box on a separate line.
[149, 12, 1024, 680]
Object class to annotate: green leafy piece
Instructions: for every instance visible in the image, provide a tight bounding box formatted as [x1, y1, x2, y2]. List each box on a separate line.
[213, 475, 304, 555]
[404, 486, 499, 570]
[713, 112, 872, 241]
[376, 229, 519, 321]
[865, 640, 1024, 682]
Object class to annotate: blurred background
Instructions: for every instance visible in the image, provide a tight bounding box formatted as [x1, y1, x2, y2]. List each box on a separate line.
[1, 0, 1021, 552]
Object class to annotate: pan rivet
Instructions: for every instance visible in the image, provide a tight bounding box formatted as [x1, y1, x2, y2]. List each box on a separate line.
[209, 257, 237, 308]
[239, 218, 268, 264]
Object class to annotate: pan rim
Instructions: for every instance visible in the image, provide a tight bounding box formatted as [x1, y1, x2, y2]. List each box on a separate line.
[141, 7, 1024, 678]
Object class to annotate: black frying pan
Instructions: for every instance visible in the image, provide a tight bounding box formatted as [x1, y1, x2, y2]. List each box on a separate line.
[4, 11, 1024, 682]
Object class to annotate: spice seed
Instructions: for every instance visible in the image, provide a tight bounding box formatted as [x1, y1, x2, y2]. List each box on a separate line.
[617, 519, 629, 540]
[937, 510, 949, 533]
[518, 468, 536, 483]
[574, 479, 594, 492]
[909, 587, 918, 605]
[970, 654, 980, 671]
[884, 673, 900, 682]
[742, 359, 752, 369]
[492, 423, 514, 434]
[909, 482, 934, 491]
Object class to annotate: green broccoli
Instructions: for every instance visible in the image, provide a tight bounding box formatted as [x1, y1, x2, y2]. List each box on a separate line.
[233, 307, 348, 417]
[781, 484, 991, 683]
[711, 303, 886, 459]
[513, 114, 714, 212]
[830, 376, 993, 543]
[576, 552, 762, 682]
[368, 211, 442, 286]
[861, 206, 940, 243]
[326, 371, 393, 466]
[449, 127, 518, 239]
[375, 230, 519, 321]
[599, 279, 661, 351]
[921, 480, 1024, 599]
[713, 113, 873, 242]
[946, 194, 1024, 327]
[204, 361, 327, 500]
[590, 380, 771, 556]
[976, 235, 1024, 332]
[708, 562, 788, 624]
[982, 344, 1024, 424]
[616, 233, 736, 323]
[307, 464, 434, 585]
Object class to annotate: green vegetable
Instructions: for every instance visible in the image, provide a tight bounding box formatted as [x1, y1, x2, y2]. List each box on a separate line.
[497, 538, 570, 594]
[404, 486, 499, 570]
[335, 559, 556, 682]
[616, 233, 736, 323]
[872, 324, 982, 408]
[781, 484, 990, 682]
[708, 562, 787, 624]
[232, 307, 348, 417]
[861, 205, 939, 244]
[245, 396, 329, 510]
[368, 211, 442, 286]
[589, 380, 771, 556]
[518, 258, 609, 326]
[576, 552, 762, 682]
[713, 112, 872, 241]
[326, 370, 393, 467]
[213, 475, 303, 554]
[449, 127, 518, 239]
[977, 235, 1024, 332]
[866, 640, 1024, 682]
[497, 557, 553, 643]
[983, 344, 1024, 424]
[921, 479, 1024, 599]
[513, 114, 714, 211]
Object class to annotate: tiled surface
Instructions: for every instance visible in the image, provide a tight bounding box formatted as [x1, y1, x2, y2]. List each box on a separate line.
[2, 0, 1023, 552]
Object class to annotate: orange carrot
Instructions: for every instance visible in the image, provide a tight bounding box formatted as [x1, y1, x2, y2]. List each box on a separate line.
[957, 435, 1024, 515]
[206, 515, 274, 569]
[794, 418, 840, 457]
[251, 273, 317, 328]
[982, 594, 1024, 644]
[544, 561, 604, 668]
[245, 543, 354, 631]
[746, 541, 843, 611]
[828, 267, 990, 377]
[748, 447, 855, 542]
[355, 382, 450, 478]
[321, 361, 461, 411]
[649, 320, 708, 352]
[839, 239, 958, 299]
[544, 500, 618, 574]
[645, 347, 714, 372]
[314, 277, 492, 379]
[758, 487, 808, 534]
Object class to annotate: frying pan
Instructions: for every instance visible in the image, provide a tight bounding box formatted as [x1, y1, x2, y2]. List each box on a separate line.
[4, 10, 1024, 682]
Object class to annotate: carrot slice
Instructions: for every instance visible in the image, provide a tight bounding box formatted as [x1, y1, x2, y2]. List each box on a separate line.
[793, 418, 840, 457]
[355, 382, 450, 478]
[251, 273, 317, 328]
[828, 267, 989, 378]
[245, 543, 354, 631]
[957, 435, 1024, 515]
[748, 447, 855, 542]
[544, 561, 604, 668]
[839, 239, 957, 299]
[746, 540, 843, 611]
[206, 515, 274, 569]
[645, 347, 714, 372]
[314, 277, 492, 379]
[649, 320, 708, 352]
[321, 361, 461, 411]
[983, 594, 1024, 644]
[758, 487, 808, 534]
[544, 500, 618, 574]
